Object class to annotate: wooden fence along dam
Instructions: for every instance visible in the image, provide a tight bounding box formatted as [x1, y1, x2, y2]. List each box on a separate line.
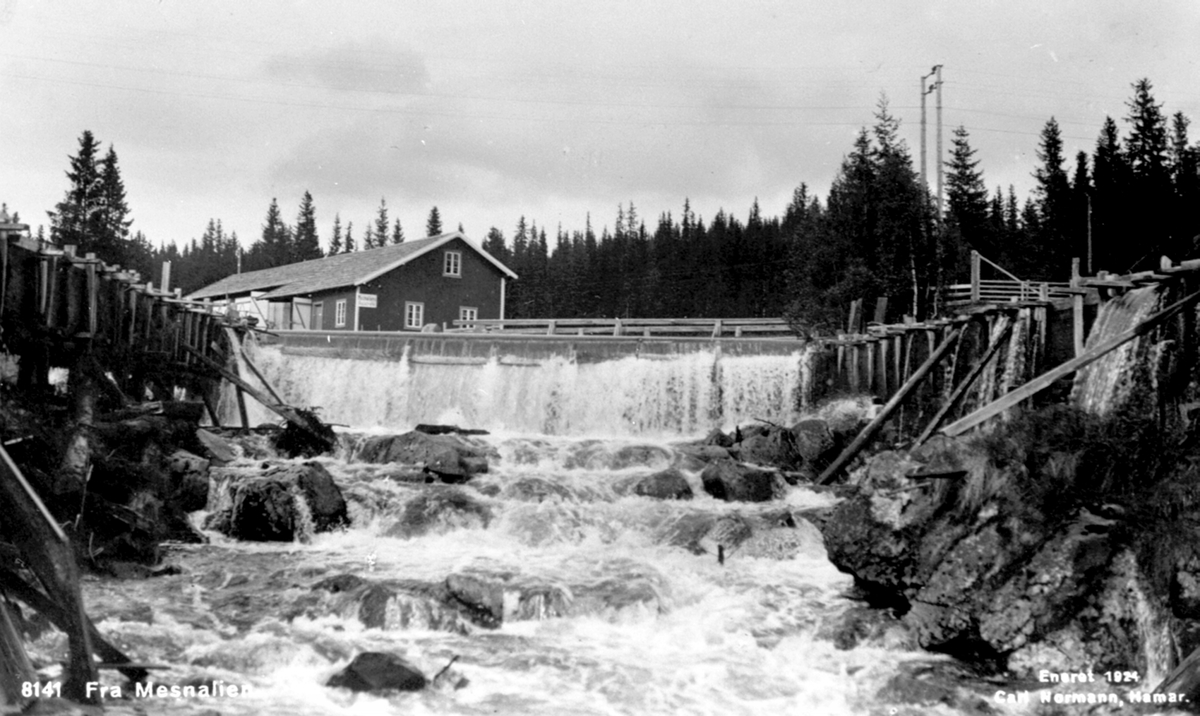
[6, 210, 1200, 708]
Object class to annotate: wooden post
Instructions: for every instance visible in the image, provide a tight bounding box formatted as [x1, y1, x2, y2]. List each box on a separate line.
[236, 386, 250, 431]
[942, 287, 1200, 436]
[970, 250, 981, 303]
[127, 287, 139, 347]
[85, 254, 98, 337]
[873, 296, 888, 324]
[819, 325, 963, 484]
[879, 336, 890, 397]
[866, 341, 876, 394]
[847, 298, 862, 334]
[1071, 258, 1085, 356]
[849, 344, 860, 392]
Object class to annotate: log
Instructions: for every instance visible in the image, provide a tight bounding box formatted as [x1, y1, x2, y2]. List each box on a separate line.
[1153, 642, 1200, 703]
[0, 599, 34, 710]
[942, 287, 1200, 437]
[818, 325, 963, 484]
[0, 445, 98, 702]
[184, 346, 334, 453]
[914, 317, 1015, 445]
[0, 567, 148, 684]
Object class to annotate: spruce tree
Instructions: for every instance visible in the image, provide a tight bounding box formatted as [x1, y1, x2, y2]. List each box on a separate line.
[1123, 79, 1172, 267]
[483, 226, 508, 262]
[945, 126, 990, 255]
[372, 198, 389, 249]
[329, 214, 343, 255]
[1169, 112, 1200, 255]
[98, 145, 132, 264]
[391, 218, 405, 244]
[426, 206, 443, 236]
[344, 221, 356, 253]
[293, 191, 321, 260]
[1091, 116, 1129, 272]
[1032, 117, 1072, 279]
[49, 131, 105, 254]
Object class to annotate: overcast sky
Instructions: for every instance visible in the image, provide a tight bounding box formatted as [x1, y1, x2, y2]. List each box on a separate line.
[2, 1, 1198, 254]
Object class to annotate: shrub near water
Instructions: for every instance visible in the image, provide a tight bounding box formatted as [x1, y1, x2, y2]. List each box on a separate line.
[969, 405, 1200, 621]
[967, 405, 1178, 527]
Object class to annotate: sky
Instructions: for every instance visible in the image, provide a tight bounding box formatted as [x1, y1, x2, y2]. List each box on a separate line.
[2, 0, 1199, 256]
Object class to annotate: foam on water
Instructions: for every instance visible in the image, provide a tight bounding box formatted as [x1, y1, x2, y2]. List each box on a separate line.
[223, 338, 811, 439]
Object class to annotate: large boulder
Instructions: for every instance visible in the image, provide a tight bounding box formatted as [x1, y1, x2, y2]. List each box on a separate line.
[700, 458, 785, 502]
[733, 426, 801, 469]
[632, 468, 693, 500]
[789, 418, 839, 469]
[208, 461, 349, 541]
[167, 449, 210, 513]
[352, 432, 489, 481]
[327, 652, 427, 693]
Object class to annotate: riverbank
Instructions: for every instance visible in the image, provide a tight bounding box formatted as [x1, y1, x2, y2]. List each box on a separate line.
[820, 404, 1200, 710]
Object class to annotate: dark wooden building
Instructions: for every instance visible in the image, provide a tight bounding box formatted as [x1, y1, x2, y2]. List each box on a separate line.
[188, 232, 517, 331]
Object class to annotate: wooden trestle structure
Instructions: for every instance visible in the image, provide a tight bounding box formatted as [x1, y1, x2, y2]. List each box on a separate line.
[816, 254, 1200, 483]
[0, 226, 332, 706]
[0, 233, 229, 404]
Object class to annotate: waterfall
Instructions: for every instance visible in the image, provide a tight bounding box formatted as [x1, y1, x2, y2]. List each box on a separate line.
[1072, 285, 1163, 415]
[226, 336, 814, 439]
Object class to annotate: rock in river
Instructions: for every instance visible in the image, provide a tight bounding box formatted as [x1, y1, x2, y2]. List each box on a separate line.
[327, 652, 427, 693]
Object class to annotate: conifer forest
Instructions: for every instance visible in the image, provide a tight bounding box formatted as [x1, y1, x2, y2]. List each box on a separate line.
[44, 79, 1200, 334]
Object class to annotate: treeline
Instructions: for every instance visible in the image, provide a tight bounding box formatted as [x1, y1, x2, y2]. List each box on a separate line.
[42, 78, 1200, 331]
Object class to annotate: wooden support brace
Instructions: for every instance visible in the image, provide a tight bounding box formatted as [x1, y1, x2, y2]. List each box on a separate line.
[819, 325, 963, 484]
[915, 318, 1016, 445]
[943, 287, 1200, 436]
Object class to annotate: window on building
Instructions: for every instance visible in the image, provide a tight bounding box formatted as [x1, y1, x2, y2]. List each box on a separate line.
[405, 301, 425, 329]
[443, 250, 462, 277]
[335, 299, 347, 327]
[459, 306, 478, 324]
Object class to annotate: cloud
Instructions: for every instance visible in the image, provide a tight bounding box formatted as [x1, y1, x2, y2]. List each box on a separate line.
[261, 40, 430, 96]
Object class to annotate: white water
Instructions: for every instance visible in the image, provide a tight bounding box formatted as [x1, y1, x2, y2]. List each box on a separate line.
[33, 338, 1015, 716]
[224, 338, 812, 439]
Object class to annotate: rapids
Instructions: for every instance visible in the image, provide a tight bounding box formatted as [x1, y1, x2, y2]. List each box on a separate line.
[26, 337, 1001, 715]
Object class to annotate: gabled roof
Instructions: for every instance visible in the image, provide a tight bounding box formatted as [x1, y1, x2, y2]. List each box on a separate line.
[188, 231, 517, 301]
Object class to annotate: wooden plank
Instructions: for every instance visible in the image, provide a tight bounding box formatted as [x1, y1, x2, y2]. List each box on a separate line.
[819, 325, 963, 484]
[915, 317, 1015, 445]
[943, 287, 1200, 436]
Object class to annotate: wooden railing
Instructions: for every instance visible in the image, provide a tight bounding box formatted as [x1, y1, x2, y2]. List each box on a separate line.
[945, 250, 1081, 306]
[448, 317, 800, 339]
[944, 279, 1078, 305]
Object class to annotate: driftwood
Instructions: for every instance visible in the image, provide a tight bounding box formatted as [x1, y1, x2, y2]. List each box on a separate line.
[184, 346, 335, 453]
[818, 325, 963, 484]
[942, 287, 1200, 437]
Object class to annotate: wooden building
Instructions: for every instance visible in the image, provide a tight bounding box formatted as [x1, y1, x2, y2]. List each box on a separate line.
[187, 232, 517, 331]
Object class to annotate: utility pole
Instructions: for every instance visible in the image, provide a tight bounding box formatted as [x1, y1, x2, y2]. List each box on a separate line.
[934, 64, 944, 221]
[919, 66, 938, 191]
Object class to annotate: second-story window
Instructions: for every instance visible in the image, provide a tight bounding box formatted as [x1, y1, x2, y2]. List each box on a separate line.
[444, 250, 462, 277]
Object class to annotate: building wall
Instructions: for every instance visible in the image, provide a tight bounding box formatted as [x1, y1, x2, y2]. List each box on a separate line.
[307, 287, 359, 330]
[355, 237, 505, 331]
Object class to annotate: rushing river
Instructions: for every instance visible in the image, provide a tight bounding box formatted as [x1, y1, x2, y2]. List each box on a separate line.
[27, 338, 976, 715]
